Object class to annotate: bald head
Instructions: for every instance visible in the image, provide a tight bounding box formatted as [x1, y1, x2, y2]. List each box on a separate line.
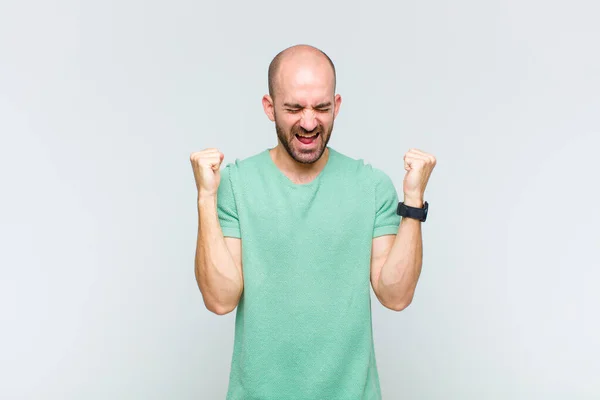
[268, 44, 336, 100]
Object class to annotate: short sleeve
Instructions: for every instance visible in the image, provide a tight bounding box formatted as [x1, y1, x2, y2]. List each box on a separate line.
[217, 164, 241, 238]
[372, 168, 401, 238]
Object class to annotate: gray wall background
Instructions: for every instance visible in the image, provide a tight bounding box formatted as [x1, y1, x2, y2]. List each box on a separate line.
[1, 0, 598, 399]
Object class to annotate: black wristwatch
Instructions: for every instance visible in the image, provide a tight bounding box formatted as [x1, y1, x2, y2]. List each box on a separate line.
[396, 201, 428, 222]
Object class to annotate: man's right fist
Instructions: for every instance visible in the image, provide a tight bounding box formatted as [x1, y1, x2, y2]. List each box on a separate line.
[190, 148, 225, 197]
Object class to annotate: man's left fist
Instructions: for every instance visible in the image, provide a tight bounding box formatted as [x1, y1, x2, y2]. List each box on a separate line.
[402, 148, 436, 206]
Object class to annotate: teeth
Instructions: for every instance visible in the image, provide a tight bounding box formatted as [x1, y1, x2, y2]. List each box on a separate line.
[297, 133, 318, 138]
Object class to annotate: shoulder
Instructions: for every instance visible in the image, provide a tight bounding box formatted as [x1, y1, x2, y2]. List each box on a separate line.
[219, 149, 267, 180]
[329, 147, 394, 186]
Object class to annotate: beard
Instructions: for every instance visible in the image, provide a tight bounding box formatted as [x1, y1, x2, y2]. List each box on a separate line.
[274, 115, 334, 165]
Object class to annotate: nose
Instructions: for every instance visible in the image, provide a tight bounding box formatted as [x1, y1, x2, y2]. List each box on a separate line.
[299, 110, 318, 132]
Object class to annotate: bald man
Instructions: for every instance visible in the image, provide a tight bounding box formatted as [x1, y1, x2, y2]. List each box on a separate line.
[190, 44, 436, 399]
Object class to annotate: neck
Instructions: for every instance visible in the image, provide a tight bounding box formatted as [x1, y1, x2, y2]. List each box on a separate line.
[269, 145, 329, 184]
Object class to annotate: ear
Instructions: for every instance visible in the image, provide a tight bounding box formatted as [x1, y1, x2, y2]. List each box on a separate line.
[262, 94, 275, 122]
[333, 94, 342, 119]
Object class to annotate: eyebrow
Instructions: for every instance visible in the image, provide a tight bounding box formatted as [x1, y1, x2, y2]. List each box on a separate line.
[283, 102, 332, 109]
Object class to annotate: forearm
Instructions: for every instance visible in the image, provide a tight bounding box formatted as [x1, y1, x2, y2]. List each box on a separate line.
[195, 196, 243, 314]
[377, 199, 423, 310]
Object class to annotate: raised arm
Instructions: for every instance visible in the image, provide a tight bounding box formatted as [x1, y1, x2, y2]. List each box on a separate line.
[191, 149, 243, 315]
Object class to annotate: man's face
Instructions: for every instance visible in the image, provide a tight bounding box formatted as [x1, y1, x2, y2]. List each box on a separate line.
[268, 62, 341, 164]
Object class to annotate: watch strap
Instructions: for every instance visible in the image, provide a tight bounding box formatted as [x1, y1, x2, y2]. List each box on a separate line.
[396, 201, 428, 222]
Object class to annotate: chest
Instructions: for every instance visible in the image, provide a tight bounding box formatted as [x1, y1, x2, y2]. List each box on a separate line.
[239, 177, 374, 245]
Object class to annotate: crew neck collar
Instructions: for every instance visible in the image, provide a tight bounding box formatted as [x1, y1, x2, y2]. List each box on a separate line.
[264, 146, 335, 188]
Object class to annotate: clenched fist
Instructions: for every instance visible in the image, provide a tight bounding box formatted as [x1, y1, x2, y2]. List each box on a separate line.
[402, 148, 436, 206]
[190, 148, 225, 198]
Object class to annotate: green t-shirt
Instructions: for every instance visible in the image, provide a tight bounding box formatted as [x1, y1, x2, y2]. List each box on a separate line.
[217, 146, 401, 400]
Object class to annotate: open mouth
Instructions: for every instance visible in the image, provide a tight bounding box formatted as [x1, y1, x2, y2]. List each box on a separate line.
[295, 132, 320, 145]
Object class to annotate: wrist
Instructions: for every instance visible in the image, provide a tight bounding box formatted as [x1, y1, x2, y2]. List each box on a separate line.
[403, 196, 424, 208]
[198, 194, 217, 206]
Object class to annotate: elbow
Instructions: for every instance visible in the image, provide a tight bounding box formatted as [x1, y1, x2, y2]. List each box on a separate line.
[388, 298, 412, 312]
[196, 275, 243, 316]
[383, 291, 415, 312]
[206, 301, 237, 316]
[204, 289, 242, 315]
[211, 306, 236, 316]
